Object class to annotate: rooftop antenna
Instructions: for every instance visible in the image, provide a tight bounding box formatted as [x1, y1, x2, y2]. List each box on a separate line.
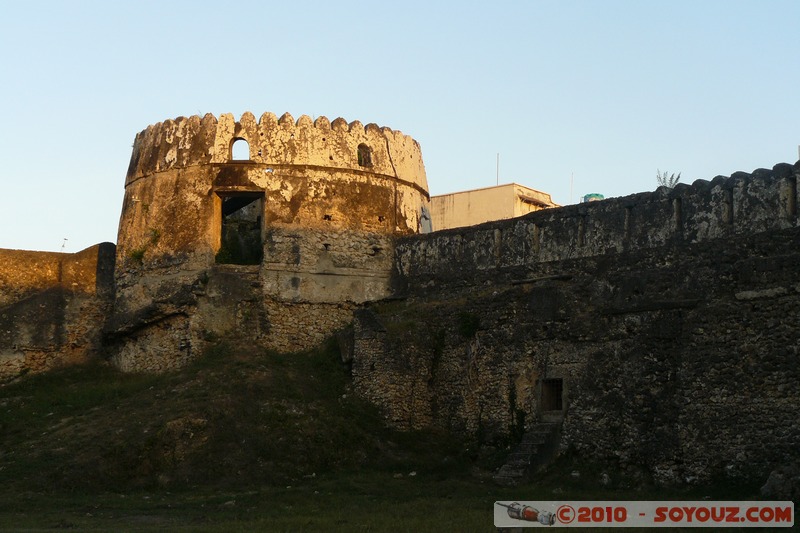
[496, 153, 499, 186]
[570, 172, 574, 204]
[60, 238, 68, 252]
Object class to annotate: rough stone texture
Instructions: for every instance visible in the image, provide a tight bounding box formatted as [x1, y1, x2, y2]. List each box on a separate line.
[262, 300, 355, 353]
[352, 163, 800, 486]
[0, 243, 115, 379]
[110, 112, 429, 370]
[3, 110, 797, 492]
[261, 228, 395, 304]
[109, 314, 193, 373]
[125, 112, 427, 194]
[0, 250, 62, 307]
[760, 463, 800, 501]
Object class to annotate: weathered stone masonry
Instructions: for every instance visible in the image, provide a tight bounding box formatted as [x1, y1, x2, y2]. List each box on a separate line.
[351, 164, 800, 485]
[0, 244, 115, 378]
[1, 110, 797, 489]
[109, 112, 429, 371]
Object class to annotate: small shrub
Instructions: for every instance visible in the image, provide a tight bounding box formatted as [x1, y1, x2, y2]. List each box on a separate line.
[128, 247, 146, 264]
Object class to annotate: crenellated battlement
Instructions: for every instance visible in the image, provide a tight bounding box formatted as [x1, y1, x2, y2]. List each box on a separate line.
[396, 162, 800, 281]
[126, 112, 428, 193]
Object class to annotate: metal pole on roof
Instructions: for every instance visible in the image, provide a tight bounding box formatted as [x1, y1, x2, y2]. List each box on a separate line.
[570, 172, 574, 204]
[496, 153, 499, 185]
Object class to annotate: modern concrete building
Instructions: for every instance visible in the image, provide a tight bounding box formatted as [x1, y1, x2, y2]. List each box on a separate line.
[430, 183, 558, 231]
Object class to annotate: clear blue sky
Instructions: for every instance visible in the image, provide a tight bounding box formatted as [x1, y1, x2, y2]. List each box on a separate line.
[1, 0, 798, 252]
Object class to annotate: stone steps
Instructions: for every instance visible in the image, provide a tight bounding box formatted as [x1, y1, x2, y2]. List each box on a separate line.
[493, 421, 561, 486]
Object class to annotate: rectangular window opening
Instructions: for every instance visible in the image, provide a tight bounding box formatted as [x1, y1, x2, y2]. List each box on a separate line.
[541, 378, 563, 411]
[216, 192, 264, 265]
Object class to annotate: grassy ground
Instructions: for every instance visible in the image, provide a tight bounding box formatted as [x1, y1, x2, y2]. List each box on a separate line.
[0, 341, 762, 532]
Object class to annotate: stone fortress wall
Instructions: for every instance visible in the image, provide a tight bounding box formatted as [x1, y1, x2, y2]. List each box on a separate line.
[110, 112, 430, 371]
[351, 163, 800, 485]
[395, 164, 797, 279]
[1, 110, 797, 489]
[0, 244, 115, 378]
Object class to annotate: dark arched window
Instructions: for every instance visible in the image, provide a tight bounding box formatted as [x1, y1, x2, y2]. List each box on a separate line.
[357, 144, 372, 167]
[231, 138, 250, 161]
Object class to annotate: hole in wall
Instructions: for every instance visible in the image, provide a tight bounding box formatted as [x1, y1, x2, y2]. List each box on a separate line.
[231, 138, 250, 160]
[541, 378, 563, 411]
[724, 189, 734, 224]
[673, 197, 683, 232]
[357, 144, 372, 167]
[323, 214, 333, 221]
[624, 206, 632, 240]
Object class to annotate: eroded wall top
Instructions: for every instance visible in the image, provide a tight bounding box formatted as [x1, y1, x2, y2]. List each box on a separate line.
[0, 244, 115, 306]
[125, 112, 428, 195]
[398, 162, 800, 282]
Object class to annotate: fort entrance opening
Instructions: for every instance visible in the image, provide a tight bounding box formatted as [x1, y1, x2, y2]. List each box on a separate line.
[541, 378, 564, 412]
[216, 191, 264, 265]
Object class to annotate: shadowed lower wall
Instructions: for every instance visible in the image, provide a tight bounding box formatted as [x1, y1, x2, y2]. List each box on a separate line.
[351, 163, 800, 486]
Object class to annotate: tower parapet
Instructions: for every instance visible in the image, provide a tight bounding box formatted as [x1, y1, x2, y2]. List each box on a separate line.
[118, 112, 430, 265]
[126, 112, 428, 195]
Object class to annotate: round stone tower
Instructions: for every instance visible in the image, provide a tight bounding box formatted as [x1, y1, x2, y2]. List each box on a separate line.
[110, 112, 430, 371]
